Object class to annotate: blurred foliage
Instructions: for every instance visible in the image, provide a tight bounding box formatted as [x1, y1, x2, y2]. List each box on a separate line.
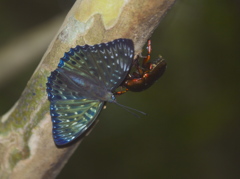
[0, 0, 239, 178]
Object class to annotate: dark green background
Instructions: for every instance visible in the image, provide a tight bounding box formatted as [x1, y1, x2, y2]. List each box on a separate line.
[0, 0, 239, 178]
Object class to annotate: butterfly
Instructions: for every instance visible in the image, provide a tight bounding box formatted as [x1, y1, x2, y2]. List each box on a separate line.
[46, 39, 134, 146]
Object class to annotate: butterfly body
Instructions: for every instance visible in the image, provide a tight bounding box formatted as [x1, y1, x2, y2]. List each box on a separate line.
[55, 68, 114, 102]
[46, 39, 134, 146]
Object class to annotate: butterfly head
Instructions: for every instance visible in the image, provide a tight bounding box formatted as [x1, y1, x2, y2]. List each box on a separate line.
[104, 92, 116, 103]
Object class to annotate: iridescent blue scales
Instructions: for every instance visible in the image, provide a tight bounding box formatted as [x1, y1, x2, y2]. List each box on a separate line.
[46, 39, 134, 146]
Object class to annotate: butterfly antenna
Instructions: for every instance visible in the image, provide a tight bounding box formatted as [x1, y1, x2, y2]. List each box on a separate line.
[113, 101, 147, 118]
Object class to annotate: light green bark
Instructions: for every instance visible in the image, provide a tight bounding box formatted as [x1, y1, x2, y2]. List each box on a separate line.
[0, 0, 176, 178]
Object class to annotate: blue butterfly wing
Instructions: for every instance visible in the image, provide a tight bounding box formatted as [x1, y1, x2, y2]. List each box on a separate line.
[50, 99, 104, 146]
[58, 38, 134, 91]
[46, 38, 134, 146]
[47, 69, 104, 146]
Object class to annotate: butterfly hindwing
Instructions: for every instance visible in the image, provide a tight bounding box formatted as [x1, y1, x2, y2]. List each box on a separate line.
[50, 99, 104, 146]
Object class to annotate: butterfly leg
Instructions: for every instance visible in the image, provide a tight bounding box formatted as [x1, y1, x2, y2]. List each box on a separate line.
[114, 87, 129, 95]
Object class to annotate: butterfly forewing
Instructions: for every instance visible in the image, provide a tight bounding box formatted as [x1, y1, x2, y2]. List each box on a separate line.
[94, 39, 134, 91]
[59, 39, 134, 91]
